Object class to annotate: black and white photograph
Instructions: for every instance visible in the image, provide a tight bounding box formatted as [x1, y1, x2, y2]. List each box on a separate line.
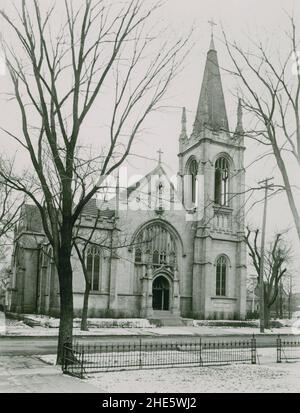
[0, 0, 300, 401]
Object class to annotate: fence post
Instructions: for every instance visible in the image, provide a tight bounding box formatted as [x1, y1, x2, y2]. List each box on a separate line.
[139, 339, 142, 369]
[63, 336, 71, 373]
[80, 346, 85, 379]
[251, 334, 256, 364]
[62, 342, 66, 373]
[277, 335, 281, 363]
[199, 338, 203, 366]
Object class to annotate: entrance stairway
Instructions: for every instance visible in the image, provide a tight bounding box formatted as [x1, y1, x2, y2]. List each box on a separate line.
[149, 310, 185, 327]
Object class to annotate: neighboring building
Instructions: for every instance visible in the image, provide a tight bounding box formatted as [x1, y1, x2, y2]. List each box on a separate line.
[8, 36, 247, 321]
[0, 266, 10, 310]
[246, 280, 259, 316]
[292, 293, 300, 311]
[246, 279, 292, 319]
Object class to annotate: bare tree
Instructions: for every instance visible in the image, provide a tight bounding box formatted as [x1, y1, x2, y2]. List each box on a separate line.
[0, 168, 23, 246]
[0, 0, 190, 363]
[223, 15, 300, 243]
[245, 227, 292, 328]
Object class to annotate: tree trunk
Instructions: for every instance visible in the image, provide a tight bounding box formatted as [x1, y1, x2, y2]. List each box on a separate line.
[56, 249, 73, 365]
[272, 144, 300, 243]
[279, 291, 283, 319]
[81, 282, 90, 331]
[264, 305, 271, 329]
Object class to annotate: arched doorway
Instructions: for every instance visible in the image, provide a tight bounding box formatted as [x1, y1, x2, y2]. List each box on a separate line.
[152, 276, 170, 311]
[132, 220, 183, 317]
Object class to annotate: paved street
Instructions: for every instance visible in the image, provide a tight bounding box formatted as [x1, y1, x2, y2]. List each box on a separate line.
[0, 332, 294, 355]
[0, 330, 298, 393]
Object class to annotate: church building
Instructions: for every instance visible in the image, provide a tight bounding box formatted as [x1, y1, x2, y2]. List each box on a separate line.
[8, 35, 247, 322]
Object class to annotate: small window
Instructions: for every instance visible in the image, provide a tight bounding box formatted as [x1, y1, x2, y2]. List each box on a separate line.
[216, 256, 227, 296]
[189, 159, 198, 205]
[215, 157, 229, 206]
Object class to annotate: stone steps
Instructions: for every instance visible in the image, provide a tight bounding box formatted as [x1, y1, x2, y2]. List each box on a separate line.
[149, 311, 185, 327]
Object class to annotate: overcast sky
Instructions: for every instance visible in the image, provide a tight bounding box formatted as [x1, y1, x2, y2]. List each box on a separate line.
[0, 0, 299, 290]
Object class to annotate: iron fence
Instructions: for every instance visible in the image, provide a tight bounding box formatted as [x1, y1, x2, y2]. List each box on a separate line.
[277, 335, 300, 363]
[62, 336, 257, 379]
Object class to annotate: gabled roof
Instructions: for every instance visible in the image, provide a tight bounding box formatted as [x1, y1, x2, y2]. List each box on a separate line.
[81, 198, 115, 219]
[126, 163, 175, 198]
[18, 200, 115, 234]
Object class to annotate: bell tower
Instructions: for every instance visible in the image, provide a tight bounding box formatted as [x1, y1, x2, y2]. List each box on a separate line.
[178, 30, 247, 319]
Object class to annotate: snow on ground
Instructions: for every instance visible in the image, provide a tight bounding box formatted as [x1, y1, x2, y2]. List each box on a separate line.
[87, 361, 300, 393]
[2, 325, 156, 337]
[87, 348, 300, 393]
[0, 312, 6, 335]
[38, 349, 300, 393]
[19, 315, 155, 329]
[1, 315, 157, 336]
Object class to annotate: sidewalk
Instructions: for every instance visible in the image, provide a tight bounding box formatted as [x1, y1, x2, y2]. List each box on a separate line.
[0, 355, 101, 393]
[3, 324, 297, 338]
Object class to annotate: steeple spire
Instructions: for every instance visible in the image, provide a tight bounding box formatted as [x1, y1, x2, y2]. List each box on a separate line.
[193, 25, 229, 135]
[209, 34, 216, 51]
[208, 18, 217, 51]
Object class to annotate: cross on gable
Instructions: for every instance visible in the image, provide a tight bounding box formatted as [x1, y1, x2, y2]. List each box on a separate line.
[157, 148, 163, 165]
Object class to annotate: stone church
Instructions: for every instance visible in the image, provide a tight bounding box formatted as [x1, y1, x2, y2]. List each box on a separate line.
[8, 36, 247, 322]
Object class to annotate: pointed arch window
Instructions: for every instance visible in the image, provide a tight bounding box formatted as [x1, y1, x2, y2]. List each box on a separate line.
[216, 255, 227, 296]
[189, 159, 198, 205]
[145, 249, 151, 264]
[135, 248, 142, 263]
[159, 251, 167, 265]
[86, 246, 101, 291]
[153, 250, 159, 265]
[134, 223, 178, 269]
[169, 251, 176, 266]
[215, 157, 229, 206]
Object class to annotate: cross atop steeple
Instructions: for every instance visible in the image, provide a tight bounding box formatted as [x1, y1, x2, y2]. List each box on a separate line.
[208, 18, 217, 37]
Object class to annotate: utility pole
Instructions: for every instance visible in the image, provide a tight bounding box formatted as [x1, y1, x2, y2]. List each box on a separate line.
[279, 279, 283, 319]
[258, 177, 274, 333]
[250, 274, 257, 314]
[288, 272, 293, 319]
